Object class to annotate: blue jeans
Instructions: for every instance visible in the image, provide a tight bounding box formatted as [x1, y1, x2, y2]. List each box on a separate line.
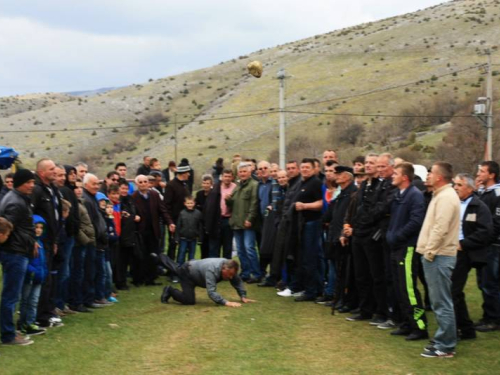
[422, 255, 457, 352]
[83, 245, 96, 305]
[20, 282, 42, 326]
[0, 252, 29, 343]
[56, 236, 74, 309]
[177, 240, 197, 265]
[477, 245, 500, 323]
[69, 244, 86, 307]
[209, 217, 233, 259]
[95, 250, 106, 301]
[234, 229, 261, 280]
[105, 260, 113, 298]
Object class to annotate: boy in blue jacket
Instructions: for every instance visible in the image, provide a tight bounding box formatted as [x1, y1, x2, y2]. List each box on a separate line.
[18, 215, 48, 336]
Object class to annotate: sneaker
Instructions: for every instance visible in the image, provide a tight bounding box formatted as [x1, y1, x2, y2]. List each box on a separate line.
[171, 276, 180, 283]
[54, 308, 66, 317]
[277, 288, 293, 297]
[294, 295, 316, 302]
[377, 319, 397, 330]
[346, 314, 371, 322]
[406, 330, 429, 341]
[51, 321, 64, 328]
[369, 315, 386, 326]
[49, 316, 62, 324]
[85, 303, 106, 309]
[107, 296, 119, 303]
[94, 299, 113, 306]
[2, 336, 34, 346]
[292, 291, 305, 297]
[24, 324, 46, 336]
[420, 349, 454, 358]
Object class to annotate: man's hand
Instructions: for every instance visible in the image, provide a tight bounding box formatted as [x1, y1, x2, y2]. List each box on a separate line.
[134, 215, 141, 223]
[244, 220, 252, 229]
[458, 243, 462, 251]
[340, 237, 348, 247]
[241, 297, 256, 303]
[169, 224, 176, 233]
[343, 226, 353, 237]
[225, 301, 241, 308]
[53, 244, 58, 255]
[295, 202, 305, 211]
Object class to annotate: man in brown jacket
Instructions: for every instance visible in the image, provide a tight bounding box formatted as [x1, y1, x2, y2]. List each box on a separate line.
[417, 162, 460, 358]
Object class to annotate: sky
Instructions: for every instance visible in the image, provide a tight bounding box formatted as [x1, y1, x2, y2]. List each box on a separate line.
[0, 0, 446, 97]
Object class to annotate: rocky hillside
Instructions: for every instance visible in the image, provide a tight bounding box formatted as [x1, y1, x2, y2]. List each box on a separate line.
[1, 0, 499, 175]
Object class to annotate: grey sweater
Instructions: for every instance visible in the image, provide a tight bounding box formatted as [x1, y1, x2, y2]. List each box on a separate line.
[186, 258, 247, 305]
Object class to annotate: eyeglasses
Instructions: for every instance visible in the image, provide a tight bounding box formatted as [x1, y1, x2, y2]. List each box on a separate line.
[111, 178, 119, 182]
[258, 167, 268, 171]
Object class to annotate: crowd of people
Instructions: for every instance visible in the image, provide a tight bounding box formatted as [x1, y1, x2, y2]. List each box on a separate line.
[0, 150, 499, 359]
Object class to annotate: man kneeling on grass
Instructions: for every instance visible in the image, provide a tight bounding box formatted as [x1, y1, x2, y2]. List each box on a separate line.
[157, 255, 256, 307]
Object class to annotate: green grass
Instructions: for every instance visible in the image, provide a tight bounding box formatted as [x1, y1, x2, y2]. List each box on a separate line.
[1, 268, 499, 374]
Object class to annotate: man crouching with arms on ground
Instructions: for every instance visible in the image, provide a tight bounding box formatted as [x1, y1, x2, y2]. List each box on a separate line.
[159, 256, 256, 307]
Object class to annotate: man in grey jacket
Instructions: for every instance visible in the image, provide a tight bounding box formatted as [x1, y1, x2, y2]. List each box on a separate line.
[158, 255, 255, 307]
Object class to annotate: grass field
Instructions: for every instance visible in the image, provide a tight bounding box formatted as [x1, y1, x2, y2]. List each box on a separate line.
[1, 267, 499, 375]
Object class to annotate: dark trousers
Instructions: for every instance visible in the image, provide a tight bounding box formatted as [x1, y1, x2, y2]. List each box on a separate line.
[116, 245, 133, 288]
[169, 265, 196, 305]
[352, 235, 387, 318]
[37, 247, 56, 322]
[383, 241, 401, 322]
[333, 245, 358, 309]
[390, 246, 427, 332]
[452, 251, 477, 336]
[83, 245, 96, 305]
[296, 220, 322, 299]
[69, 244, 86, 308]
[141, 230, 160, 284]
[200, 236, 209, 259]
[208, 217, 233, 259]
[167, 230, 178, 265]
[477, 245, 500, 323]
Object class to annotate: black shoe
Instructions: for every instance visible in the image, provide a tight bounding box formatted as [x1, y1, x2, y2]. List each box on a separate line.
[246, 278, 262, 284]
[161, 286, 172, 304]
[72, 305, 92, 313]
[391, 328, 411, 336]
[369, 315, 387, 326]
[475, 322, 500, 332]
[294, 295, 316, 302]
[406, 330, 429, 341]
[315, 295, 334, 304]
[346, 314, 371, 321]
[337, 306, 351, 313]
[258, 280, 276, 287]
[350, 308, 360, 314]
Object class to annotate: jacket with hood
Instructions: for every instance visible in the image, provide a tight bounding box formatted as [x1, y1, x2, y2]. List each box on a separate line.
[26, 215, 49, 284]
[58, 165, 80, 238]
[82, 189, 107, 249]
[76, 197, 95, 246]
[478, 182, 500, 246]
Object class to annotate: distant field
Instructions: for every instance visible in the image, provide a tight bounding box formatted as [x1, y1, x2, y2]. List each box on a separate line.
[1, 267, 499, 374]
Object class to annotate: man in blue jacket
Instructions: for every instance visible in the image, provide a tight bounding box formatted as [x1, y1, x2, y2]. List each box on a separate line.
[386, 162, 428, 341]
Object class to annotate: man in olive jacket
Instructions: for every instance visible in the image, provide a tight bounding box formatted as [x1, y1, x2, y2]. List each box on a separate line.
[226, 162, 261, 282]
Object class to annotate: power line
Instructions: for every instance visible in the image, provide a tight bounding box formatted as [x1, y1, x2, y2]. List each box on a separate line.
[285, 110, 475, 119]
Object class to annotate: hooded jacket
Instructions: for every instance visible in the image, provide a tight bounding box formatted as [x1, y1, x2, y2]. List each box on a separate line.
[26, 215, 49, 284]
[58, 165, 80, 237]
[478, 183, 500, 246]
[76, 197, 95, 246]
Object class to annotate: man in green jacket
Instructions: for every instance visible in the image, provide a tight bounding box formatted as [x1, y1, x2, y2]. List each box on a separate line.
[226, 162, 261, 282]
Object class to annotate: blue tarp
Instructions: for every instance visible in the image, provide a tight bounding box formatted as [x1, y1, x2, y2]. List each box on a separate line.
[0, 147, 19, 170]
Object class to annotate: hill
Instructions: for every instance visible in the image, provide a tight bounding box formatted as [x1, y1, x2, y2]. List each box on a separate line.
[1, 0, 499, 176]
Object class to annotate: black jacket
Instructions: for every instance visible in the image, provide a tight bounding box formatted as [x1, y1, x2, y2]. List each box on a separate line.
[460, 195, 493, 265]
[0, 186, 10, 203]
[164, 178, 190, 221]
[82, 189, 107, 249]
[0, 190, 36, 256]
[324, 182, 357, 244]
[175, 209, 203, 241]
[478, 184, 500, 246]
[32, 175, 62, 247]
[351, 177, 382, 238]
[119, 195, 137, 247]
[203, 183, 223, 238]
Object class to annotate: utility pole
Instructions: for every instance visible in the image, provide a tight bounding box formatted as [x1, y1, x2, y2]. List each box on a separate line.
[277, 68, 286, 169]
[486, 51, 493, 161]
[174, 113, 178, 164]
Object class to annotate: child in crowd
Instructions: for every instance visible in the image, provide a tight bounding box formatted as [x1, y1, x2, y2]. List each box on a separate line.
[107, 184, 122, 297]
[18, 215, 48, 335]
[175, 196, 203, 265]
[94, 193, 112, 306]
[0, 217, 13, 244]
[104, 198, 119, 303]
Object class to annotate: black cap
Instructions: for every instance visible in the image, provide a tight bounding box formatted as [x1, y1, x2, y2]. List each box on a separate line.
[334, 166, 354, 175]
[14, 169, 35, 188]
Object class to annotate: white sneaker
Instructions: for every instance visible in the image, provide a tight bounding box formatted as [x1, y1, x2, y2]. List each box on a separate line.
[49, 317, 62, 324]
[277, 288, 293, 297]
[292, 291, 305, 297]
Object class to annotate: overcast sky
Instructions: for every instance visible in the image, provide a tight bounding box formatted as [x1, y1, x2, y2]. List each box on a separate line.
[0, 0, 446, 97]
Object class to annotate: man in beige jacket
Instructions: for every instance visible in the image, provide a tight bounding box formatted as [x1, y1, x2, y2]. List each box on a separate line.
[417, 162, 460, 358]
